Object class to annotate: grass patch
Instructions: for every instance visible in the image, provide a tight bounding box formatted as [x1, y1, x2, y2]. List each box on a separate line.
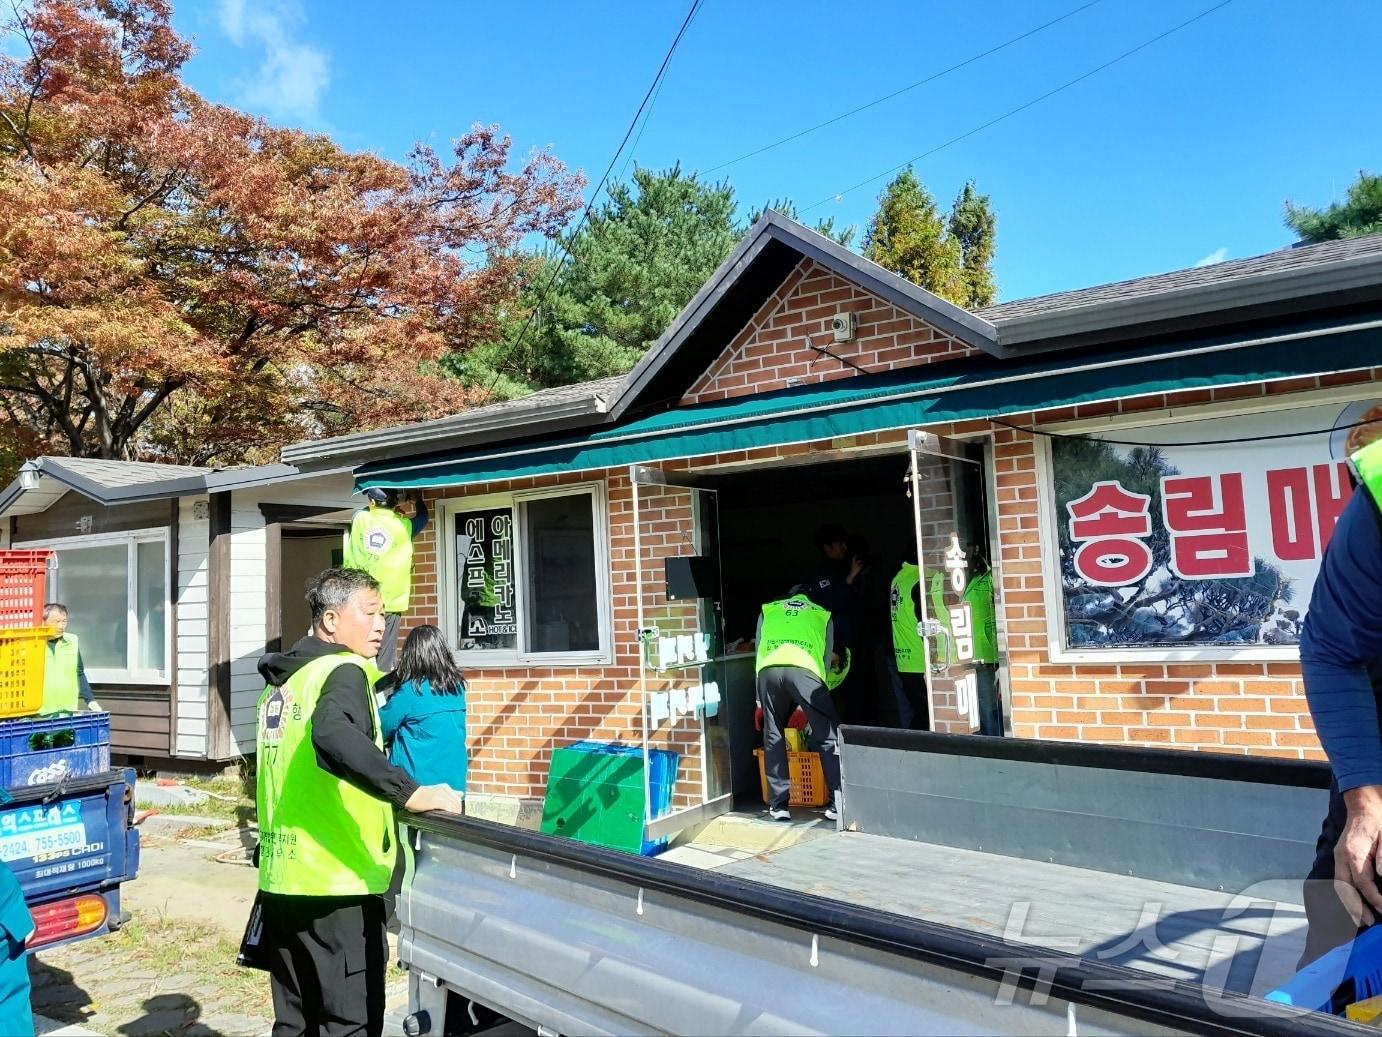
[140, 768, 257, 826]
[104, 915, 272, 1024]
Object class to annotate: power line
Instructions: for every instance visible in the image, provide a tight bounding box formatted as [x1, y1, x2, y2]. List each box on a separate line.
[802, 0, 1236, 214]
[703, 0, 1104, 175]
[617, 0, 704, 185]
[496, 0, 704, 384]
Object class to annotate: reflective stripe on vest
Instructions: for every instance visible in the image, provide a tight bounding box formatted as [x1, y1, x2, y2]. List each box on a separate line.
[41, 634, 81, 714]
[256, 653, 395, 896]
[756, 597, 830, 680]
[891, 563, 926, 674]
[1355, 438, 1382, 513]
[343, 507, 414, 613]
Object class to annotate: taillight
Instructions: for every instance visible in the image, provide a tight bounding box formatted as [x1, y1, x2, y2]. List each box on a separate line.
[27, 894, 108, 948]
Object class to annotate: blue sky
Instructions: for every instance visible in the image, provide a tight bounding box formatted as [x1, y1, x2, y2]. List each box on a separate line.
[176, 0, 1381, 303]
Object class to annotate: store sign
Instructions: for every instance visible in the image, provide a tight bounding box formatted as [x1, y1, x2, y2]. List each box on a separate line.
[456, 508, 518, 646]
[1048, 397, 1381, 651]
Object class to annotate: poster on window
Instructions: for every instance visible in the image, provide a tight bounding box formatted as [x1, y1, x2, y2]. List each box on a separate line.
[1048, 397, 1382, 651]
[455, 508, 517, 651]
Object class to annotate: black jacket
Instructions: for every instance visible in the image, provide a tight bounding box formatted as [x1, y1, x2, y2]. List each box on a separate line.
[258, 636, 419, 810]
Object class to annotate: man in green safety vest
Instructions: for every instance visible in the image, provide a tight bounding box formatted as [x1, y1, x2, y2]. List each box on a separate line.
[343, 488, 429, 670]
[888, 553, 930, 730]
[41, 603, 100, 715]
[755, 586, 842, 822]
[255, 568, 463, 1036]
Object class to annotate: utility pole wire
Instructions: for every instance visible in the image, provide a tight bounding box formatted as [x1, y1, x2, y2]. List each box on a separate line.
[704, 0, 1104, 175]
[803, 0, 1237, 214]
[496, 0, 704, 386]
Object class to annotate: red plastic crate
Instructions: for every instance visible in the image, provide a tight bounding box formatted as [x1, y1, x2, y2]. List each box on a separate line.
[0, 550, 52, 628]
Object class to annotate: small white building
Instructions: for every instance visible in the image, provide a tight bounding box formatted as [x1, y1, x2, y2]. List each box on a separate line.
[0, 457, 358, 765]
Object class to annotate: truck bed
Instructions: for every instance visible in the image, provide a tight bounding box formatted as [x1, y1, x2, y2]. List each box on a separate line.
[720, 831, 1305, 999]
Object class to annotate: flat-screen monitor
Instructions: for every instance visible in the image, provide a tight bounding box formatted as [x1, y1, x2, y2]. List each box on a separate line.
[665, 555, 720, 602]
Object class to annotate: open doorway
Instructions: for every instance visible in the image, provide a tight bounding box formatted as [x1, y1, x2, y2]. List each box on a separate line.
[700, 448, 1005, 806]
[278, 526, 343, 645]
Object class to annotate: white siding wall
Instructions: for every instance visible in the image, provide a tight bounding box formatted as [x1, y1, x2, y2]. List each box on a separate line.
[225, 474, 358, 757]
[227, 505, 267, 755]
[175, 496, 211, 757]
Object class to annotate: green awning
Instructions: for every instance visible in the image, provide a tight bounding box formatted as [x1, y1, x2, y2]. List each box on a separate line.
[358, 318, 1382, 491]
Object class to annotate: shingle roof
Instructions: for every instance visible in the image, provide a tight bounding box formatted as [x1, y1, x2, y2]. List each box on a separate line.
[977, 234, 1382, 323]
[50, 456, 209, 488]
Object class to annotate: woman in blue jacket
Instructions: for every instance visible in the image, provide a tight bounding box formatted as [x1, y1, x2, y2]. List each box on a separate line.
[380, 625, 468, 793]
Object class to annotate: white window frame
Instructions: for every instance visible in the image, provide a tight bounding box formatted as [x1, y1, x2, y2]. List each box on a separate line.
[437, 481, 613, 666]
[17, 526, 173, 685]
[1035, 384, 1380, 664]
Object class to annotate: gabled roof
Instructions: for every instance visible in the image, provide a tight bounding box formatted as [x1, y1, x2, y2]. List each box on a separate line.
[0, 456, 352, 520]
[980, 233, 1382, 348]
[276, 219, 1382, 474]
[280, 376, 623, 468]
[607, 210, 1005, 420]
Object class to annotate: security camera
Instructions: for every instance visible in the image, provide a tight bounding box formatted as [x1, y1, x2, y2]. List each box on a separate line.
[830, 312, 858, 343]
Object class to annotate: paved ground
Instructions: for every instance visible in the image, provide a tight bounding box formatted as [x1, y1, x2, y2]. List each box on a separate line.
[27, 815, 409, 1037]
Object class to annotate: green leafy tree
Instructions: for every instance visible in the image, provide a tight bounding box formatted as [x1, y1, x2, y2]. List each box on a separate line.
[1286, 171, 1382, 242]
[863, 169, 998, 308]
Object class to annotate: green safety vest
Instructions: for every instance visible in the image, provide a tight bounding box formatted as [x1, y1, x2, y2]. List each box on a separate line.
[343, 507, 414, 613]
[41, 634, 81, 714]
[256, 653, 396, 897]
[930, 570, 1000, 667]
[756, 597, 830, 681]
[891, 563, 927, 674]
[967, 570, 999, 665]
[1356, 438, 1382, 511]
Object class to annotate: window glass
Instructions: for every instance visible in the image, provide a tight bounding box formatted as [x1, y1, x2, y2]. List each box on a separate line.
[54, 545, 128, 670]
[523, 494, 599, 653]
[136, 539, 167, 671]
[454, 507, 518, 652]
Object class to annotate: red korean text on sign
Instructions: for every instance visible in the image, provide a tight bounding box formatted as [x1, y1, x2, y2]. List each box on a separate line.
[1160, 473, 1252, 579]
[1265, 461, 1353, 562]
[1066, 481, 1154, 586]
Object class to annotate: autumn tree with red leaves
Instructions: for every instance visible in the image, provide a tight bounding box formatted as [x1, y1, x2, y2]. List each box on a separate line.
[0, 0, 583, 470]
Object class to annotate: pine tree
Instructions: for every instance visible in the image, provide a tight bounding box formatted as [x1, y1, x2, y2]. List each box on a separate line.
[948, 181, 998, 307]
[457, 166, 741, 396]
[746, 198, 857, 247]
[1285, 172, 1382, 242]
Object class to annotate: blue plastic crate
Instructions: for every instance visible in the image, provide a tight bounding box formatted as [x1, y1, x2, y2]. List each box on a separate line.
[0, 713, 111, 790]
[1268, 924, 1382, 1015]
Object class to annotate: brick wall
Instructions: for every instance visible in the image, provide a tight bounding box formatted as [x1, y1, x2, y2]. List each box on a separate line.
[991, 365, 1382, 760]
[401, 259, 1378, 804]
[683, 258, 978, 405]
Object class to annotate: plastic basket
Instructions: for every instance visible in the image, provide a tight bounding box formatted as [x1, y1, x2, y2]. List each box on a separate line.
[0, 713, 111, 789]
[0, 550, 52, 628]
[0, 628, 48, 719]
[754, 747, 829, 808]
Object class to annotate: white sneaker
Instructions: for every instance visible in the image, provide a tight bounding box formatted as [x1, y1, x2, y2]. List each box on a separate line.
[768, 807, 791, 822]
[824, 805, 839, 822]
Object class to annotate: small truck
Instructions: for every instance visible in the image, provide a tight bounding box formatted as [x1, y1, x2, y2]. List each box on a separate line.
[395, 728, 1365, 1036]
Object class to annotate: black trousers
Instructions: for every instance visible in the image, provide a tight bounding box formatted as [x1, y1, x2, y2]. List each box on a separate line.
[1301, 776, 1368, 967]
[758, 665, 841, 810]
[376, 613, 403, 671]
[262, 893, 388, 1037]
[888, 667, 930, 731]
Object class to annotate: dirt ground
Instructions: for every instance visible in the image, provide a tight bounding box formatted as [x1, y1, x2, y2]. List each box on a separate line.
[28, 815, 408, 1037]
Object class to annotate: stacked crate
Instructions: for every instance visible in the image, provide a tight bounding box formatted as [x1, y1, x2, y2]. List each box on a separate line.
[0, 550, 111, 789]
